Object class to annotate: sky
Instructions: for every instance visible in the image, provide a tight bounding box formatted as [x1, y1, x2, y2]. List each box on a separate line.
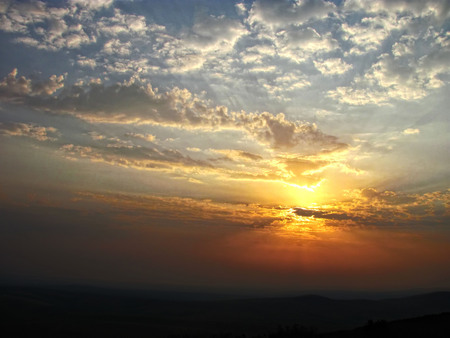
[0, 0, 449, 295]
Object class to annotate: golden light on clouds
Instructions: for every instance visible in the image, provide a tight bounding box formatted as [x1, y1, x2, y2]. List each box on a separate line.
[0, 0, 449, 293]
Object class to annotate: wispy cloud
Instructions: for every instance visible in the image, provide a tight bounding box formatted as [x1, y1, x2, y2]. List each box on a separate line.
[0, 121, 58, 141]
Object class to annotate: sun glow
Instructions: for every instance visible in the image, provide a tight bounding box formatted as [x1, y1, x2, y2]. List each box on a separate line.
[271, 207, 336, 239]
[280, 179, 331, 208]
[282, 179, 324, 192]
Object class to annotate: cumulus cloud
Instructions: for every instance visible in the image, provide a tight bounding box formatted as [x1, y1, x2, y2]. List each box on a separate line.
[0, 69, 64, 99]
[0, 0, 117, 51]
[0, 0, 99, 51]
[153, 14, 247, 73]
[327, 85, 389, 106]
[125, 132, 156, 142]
[77, 56, 97, 69]
[343, 0, 450, 19]
[235, 3, 247, 16]
[0, 0, 49, 33]
[0, 121, 58, 141]
[367, 52, 448, 101]
[69, 0, 114, 10]
[1, 74, 344, 151]
[97, 9, 148, 36]
[330, 33, 450, 105]
[276, 26, 338, 63]
[340, 18, 401, 55]
[314, 58, 352, 75]
[184, 14, 246, 51]
[0, 68, 31, 97]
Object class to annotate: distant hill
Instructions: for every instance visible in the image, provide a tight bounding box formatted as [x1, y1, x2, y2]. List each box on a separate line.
[320, 312, 450, 338]
[1, 285, 450, 337]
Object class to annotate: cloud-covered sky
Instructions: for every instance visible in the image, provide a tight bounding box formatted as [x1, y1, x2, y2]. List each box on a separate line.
[0, 0, 449, 294]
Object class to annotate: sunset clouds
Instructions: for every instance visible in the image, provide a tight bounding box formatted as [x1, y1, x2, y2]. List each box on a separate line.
[0, 0, 449, 292]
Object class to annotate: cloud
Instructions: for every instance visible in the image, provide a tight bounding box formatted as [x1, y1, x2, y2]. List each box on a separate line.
[1, 72, 344, 152]
[276, 26, 338, 63]
[292, 188, 450, 227]
[59, 142, 212, 171]
[294, 208, 353, 221]
[152, 14, 247, 73]
[235, 3, 247, 16]
[0, 0, 116, 51]
[358, 188, 417, 205]
[283, 158, 324, 176]
[208, 149, 264, 162]
[327, 0, 449, 106]
[0, 68, 31, 97]
[77, 56, 97, 69]
[125, 132, 156, 142]
[234, 111, 341, 149]
[0, 0, 96, 51]
[0, 0, 49, 33]
[0, 69, 64, 99]
[71, 191, 289, 229]
[69, 0, 114, 10]
[238, 151, 263, 161]
[344, 188, 449, 226]
[314, 58, 352, 75]
[340, 18, 401, 55]
[54, 129, 342, 190]
[343, 0, 450, 19]
[184, 14, 246, 51]
[103, 38, 131, 56]
[0, 121, 58, 141]
[403, 128, 420, 135]
[366, 52, 449, 101]
[328, 29, 450, 106]
[97, 9, 148, 36]
[327, 85, 390, 106]
[248, 0, 335, 27]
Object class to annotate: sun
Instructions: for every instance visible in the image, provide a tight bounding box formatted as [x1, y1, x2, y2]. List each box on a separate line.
[281, 179, 328, 208]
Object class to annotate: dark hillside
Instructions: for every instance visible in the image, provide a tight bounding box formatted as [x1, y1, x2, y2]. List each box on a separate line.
[2, 286, 450, 337]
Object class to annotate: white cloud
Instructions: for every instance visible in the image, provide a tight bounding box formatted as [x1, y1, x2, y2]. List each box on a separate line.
[314, 58, 352, 75]
[329, 17, 450, 106]
[341, 16, 408, 55]
[235, 3, 247, 16]
[103, 38, 131, 55]
[343, 0, 449, 19]
[97, 9, 148, 36]
[77, 56, 97, 69]
[69, 0, 114, 10]
[327, 85, 390, 106]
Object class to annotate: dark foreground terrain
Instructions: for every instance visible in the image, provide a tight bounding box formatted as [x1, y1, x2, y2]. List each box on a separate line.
[1, 286, 450, 337]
